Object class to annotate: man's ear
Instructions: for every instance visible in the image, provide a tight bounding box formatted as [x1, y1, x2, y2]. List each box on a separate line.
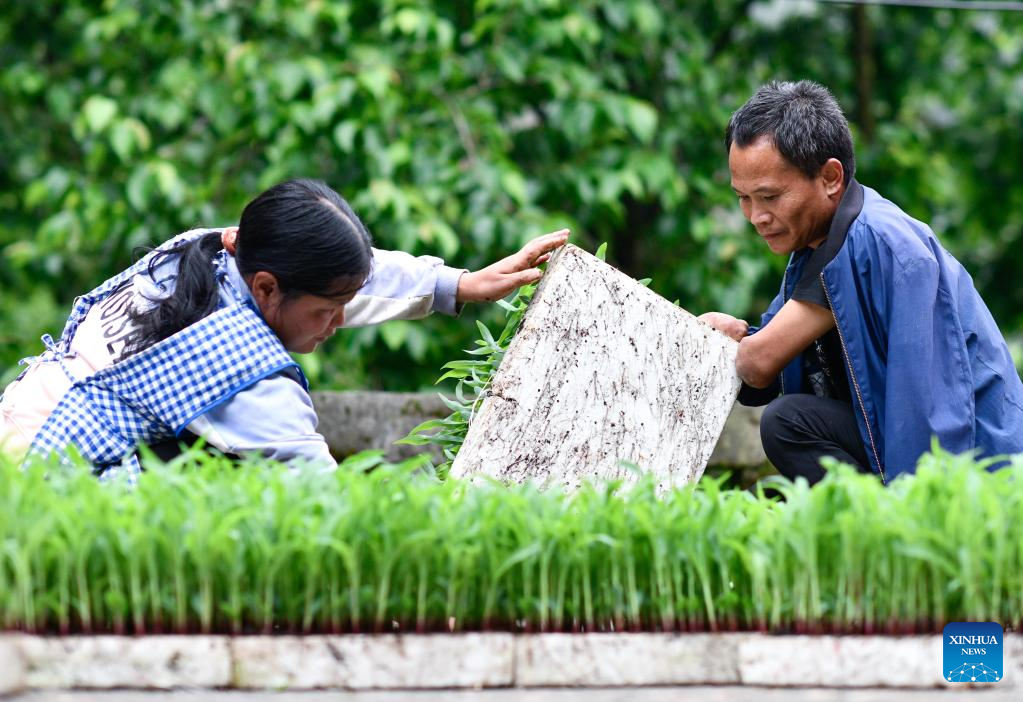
[248, 271, 281, 315]
[821, 158, 844, 198]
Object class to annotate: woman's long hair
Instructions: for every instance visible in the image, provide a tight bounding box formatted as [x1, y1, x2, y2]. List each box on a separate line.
[125, 179, 373, 354]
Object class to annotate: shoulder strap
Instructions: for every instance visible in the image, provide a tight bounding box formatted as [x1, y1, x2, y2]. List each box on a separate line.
[85, 300, 306, 433]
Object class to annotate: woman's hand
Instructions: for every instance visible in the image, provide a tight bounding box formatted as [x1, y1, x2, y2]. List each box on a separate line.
[697, 311, 749, 341]
[221, 226, 239, 254]
[456, 229, 570, 303]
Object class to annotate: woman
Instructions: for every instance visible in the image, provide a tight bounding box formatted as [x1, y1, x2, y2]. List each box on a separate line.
[0, 179, 568, 479]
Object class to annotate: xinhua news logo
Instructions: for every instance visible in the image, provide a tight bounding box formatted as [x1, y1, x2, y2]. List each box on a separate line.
[943, 622, 1003, 683]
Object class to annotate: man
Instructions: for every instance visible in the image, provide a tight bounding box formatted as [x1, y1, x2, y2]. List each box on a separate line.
[699, 80, 1023, 485]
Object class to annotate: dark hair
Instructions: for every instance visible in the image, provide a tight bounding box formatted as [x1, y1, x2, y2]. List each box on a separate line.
[725, 80, 855, 185]
[126, 179, 373, 354]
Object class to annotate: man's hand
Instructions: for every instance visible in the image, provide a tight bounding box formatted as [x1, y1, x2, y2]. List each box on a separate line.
[697, 311, 749, 341]
[456, 229, 570, 303]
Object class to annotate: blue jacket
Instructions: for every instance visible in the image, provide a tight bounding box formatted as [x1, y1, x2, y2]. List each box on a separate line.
[742, 181, 1023, 482]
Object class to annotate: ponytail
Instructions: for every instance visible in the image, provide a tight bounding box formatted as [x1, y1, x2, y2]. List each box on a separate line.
[124, 231, 224, 355]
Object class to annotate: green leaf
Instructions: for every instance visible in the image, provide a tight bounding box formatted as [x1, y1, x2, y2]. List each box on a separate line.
[475, 320, 496, 347]
[500, 169, 529, 205]
[126, 166, 152, 210]
[595, 242, 608, 261]
[24, 180, 49, 209]
[379, 320, 411, 350]
[273, 61, 306, 101]
[632, 2, 662, 35]
[624, 98, 658, 144]
[338, 450, 387, 473]
[493, 45, 526, 83]
[357, 65, 392, 99]
[332, 120, 359, 153]
[394, 434, 433, 446]
[109, 120, 135, 161]
[152, 162, 185, 205]
[403, 417, 448, 436]
[494, 543, 542, 578]
[83, 95, 118, 133]
[393, 7, 425, 35]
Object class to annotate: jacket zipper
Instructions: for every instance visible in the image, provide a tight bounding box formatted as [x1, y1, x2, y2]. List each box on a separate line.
[779, 265, 789, 395]
[820, 273, 886, 484]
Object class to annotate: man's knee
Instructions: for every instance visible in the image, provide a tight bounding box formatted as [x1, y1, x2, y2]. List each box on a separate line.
[760, 395, 801, 441]
[760, 394, 811, 469]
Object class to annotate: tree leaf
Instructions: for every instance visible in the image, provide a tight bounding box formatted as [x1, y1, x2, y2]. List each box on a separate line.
[83, 95, 118, 133]
[624, 98, 658, 144]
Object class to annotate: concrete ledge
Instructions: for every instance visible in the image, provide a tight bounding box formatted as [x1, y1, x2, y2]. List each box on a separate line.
[2, 632, 1018, 690]
[0, 636, 25, 695]
[231, 633, 514, 690]
[1004, 634, 1023, 685]
[17, 635, 231, 689]
[739, 635, 955, 688]
[312, 391, 449, 463]
[515, 633, 743, 686]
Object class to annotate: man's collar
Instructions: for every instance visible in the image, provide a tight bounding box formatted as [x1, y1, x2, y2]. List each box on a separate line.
[817, 178, 864, 261]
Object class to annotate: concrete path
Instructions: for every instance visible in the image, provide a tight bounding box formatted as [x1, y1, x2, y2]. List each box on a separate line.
[8, 688, 1017, 702]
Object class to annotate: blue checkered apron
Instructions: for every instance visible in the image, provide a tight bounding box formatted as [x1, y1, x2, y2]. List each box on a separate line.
[25, 230, 304, 481]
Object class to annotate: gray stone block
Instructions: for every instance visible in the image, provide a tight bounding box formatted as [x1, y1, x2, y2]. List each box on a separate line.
[311, 391, 448, 463]
[6, 632, 1018, 691]
[0, 635, 25, 694]
[708, 404, 766, 467]
[1000, 632, 1022, 686]
[738, 635, 1017, 688]
[232, 633, 514, 690]
[18, 635, 231, 689]
[515, 633, 743, 687]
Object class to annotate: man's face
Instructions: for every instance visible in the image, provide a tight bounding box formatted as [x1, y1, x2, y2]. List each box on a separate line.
[729, 137, 840, 255]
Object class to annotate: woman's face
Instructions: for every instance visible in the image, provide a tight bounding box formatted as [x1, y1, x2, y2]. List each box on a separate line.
[249, 272, 362, 353]
[270, 292, 357, 353]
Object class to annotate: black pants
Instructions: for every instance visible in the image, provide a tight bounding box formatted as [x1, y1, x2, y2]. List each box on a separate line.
[142, 430, 240, 464]
[759, 394, 874, 486]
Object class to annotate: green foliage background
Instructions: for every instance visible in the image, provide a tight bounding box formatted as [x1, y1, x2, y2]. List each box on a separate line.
[2, 0, 1022, 389]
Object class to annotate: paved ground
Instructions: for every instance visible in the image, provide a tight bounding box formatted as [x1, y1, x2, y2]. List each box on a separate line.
[7, 688, 1017, 702]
